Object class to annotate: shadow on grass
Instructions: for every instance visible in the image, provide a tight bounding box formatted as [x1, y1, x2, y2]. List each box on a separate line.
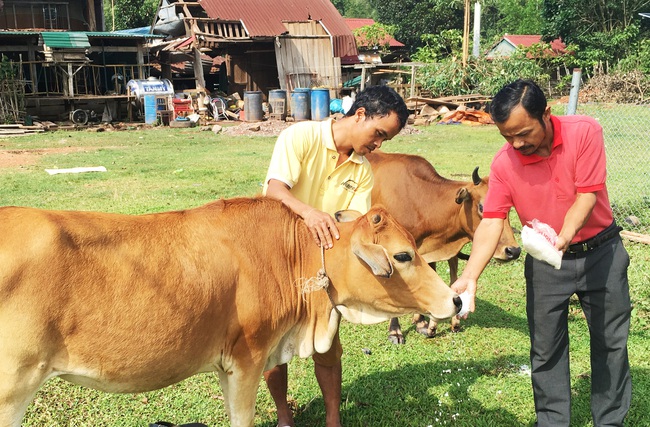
[392, 297, 530, 344]
[255, 364, 650, 427]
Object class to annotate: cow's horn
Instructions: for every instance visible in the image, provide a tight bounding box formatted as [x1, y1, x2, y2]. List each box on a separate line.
[472, 167, 481, 185]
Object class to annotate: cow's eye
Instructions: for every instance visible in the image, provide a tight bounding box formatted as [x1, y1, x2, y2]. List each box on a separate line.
[478, 203, 484, 216]
[393, 252, 412, 263]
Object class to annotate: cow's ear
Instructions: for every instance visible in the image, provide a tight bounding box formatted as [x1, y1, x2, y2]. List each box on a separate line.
[352, 241, 394, 278]
[335, 210, 362, 223]
[455, 188, 470, 204]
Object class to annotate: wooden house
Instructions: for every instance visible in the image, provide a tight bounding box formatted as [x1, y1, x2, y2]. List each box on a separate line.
[485, 34, 566, 59]
[0, 1, 162, 121]
[150, 0, 358, 100]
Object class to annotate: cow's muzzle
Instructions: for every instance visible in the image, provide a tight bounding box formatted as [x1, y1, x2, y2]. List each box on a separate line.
[505, 246, 522, 260]
[453, 295, 463, 313]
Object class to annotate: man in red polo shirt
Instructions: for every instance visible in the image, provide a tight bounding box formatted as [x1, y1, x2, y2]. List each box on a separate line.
[452, 79, 631, 426]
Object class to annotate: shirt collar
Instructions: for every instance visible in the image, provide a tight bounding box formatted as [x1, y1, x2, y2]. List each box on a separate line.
[322, 118, 364, 165]
[514, 115, 563, 165]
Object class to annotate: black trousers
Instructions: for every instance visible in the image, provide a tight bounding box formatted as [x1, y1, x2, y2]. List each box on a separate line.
[525, 235, 632, 427]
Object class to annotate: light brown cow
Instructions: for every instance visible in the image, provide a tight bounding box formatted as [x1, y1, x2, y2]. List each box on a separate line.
[0, 197, 462, 427]
[366, 151, 521, 343]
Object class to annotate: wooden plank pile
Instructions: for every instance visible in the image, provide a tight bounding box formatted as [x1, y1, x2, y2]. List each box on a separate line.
[0, 121, 58, 136]
[406, 93, 494, 126]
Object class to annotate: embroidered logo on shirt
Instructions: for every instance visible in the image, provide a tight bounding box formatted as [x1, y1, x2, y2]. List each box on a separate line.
[340, 179, 359, 193]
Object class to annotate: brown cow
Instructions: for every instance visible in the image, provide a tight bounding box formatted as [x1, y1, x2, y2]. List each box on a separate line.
[365, 151, 521, 343]
[0, 197, 461, 427]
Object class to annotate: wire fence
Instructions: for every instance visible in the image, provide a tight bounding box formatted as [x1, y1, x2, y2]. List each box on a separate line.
[569, 101, 650, 278]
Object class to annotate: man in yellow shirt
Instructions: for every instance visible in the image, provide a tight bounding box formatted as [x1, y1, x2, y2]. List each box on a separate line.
[263, 85, 408, 427]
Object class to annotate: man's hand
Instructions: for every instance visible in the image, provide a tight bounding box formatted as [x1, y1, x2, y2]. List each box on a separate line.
[304, 208, 340, 249]
[451, 277, 476, 319]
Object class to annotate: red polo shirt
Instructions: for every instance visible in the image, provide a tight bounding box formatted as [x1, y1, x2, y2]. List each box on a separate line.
[484, 115, 613, 243]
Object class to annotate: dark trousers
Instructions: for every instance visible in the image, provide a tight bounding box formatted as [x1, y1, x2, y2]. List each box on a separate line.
[525, 235, 631, 427]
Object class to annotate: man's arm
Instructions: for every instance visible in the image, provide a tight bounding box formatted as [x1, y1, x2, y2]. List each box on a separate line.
[555, 192, 597, 252]
[451, 217, 505, 316]
[266, 179, 340, 249]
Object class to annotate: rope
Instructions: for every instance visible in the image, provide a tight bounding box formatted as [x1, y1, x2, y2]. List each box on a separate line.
[296, 245, 340, 314]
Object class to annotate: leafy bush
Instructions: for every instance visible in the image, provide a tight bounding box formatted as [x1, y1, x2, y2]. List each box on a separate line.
[416, 50, 548, 97]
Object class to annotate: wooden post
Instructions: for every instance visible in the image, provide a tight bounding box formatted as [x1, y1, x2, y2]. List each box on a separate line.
[462, 0, 470, 67]
[360, 65, 366, 91]
[193, 47, 206, 92]
[67, 63, 74, 97]
[86, 0, 97, 31]
[136, 45, 144, 78]
[27, 45, 37, 94]
[410, 65, 416, 98]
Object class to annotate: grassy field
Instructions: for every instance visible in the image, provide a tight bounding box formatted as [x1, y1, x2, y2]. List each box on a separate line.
[0, 122, 648, 427]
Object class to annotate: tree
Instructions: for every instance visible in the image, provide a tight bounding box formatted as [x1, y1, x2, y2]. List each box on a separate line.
[480, 0, 543, 41]
[369, 0, 465, 52]
[331, 0, 377, 18]
[542, 0, 650, 67]
[104, 0, 159, 31]
[353, 23, 397, 52]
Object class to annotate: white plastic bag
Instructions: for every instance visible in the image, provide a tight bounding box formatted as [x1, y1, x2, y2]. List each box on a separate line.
[521, 219, 563, 269]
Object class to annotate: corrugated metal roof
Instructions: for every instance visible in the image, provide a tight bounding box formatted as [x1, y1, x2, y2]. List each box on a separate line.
[0, 31, 41, 36]
[87, 30, 165, 38]
[503, 35, 566, 53]
[199, 0, 357, 58]
[42, 32, 90, 48]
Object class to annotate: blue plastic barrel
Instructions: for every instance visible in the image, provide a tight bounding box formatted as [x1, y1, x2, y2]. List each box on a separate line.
[268, 89, 287, 119]
[291, 88, 311, 121]
[310, 88, 330, 121]
[244, 91, 263, 122]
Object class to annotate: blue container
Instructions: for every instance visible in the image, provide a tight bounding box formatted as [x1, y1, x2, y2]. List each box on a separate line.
[143, 95, 157, 125]
[268, 89, 287, 119]
[310, 88, 330, 121]
[291, 88, 311, 121]
[244, 90, 263, 122]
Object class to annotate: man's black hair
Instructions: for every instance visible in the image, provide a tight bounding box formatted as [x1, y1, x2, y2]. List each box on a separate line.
[490, 79, 547, 127]
[344, 85, 409, 129]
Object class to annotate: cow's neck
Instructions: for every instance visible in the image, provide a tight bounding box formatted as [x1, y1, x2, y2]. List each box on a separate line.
[265, 226, 342, 369]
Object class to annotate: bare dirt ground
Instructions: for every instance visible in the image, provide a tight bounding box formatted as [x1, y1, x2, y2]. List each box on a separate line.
[0, 146, 97, 169]
[219, 119, 422, 137]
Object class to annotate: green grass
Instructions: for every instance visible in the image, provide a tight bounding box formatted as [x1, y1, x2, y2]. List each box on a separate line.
[1, 123, 648, 427]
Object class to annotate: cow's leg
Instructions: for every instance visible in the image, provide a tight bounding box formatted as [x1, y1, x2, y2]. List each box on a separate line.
[217, 365, 262, 427]
[388, 317, 405, 344]
[0, 361, 49, 427]
[413, 313, 436, 337]
[448, 256, 462, 333]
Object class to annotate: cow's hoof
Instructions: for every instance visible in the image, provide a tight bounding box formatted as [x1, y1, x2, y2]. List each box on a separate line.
[451, 325, 462, 333]
[415, 320, 436, 338]
[424, 327, 437, 338]
[388, 333, 405, 345]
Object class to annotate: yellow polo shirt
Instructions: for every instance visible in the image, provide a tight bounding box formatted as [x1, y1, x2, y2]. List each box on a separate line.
[263, 119, 373, 215]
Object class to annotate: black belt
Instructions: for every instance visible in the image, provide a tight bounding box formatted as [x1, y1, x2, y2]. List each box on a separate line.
[566, 222, 622, 254]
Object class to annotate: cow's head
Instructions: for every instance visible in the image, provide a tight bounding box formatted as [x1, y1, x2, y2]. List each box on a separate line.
[454, 167, 521, 261]
[329, 207, 462, 324]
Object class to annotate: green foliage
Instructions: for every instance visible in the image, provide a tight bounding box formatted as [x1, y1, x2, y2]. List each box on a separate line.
[331, 0, 377, 18]
[369, 0, 464, 52]
[103, 0, 159, 31]
[416, 47, 549, 97]
[353, 23, 397, 52]
[0, 55, 17, 81]
[412, 29, 463, 63]
[542, 0, 649, 73]
[481, 0, 544, 40]
[617, 38, 650, 74]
